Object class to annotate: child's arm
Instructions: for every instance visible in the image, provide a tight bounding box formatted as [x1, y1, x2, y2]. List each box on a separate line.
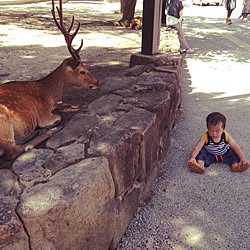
[227, 134, 248, 163]
[188, 137, 205, 163]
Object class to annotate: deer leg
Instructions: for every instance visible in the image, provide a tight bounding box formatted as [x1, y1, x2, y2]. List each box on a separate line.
[0, 120, 20, 160]
[0, 133, 24, 161]
[24, 126, 63, 151]
[3, 126, 63, 161]
[5, 144, 26, 161]
[38, 112, 62, 128]
[56, 101, 80, 112]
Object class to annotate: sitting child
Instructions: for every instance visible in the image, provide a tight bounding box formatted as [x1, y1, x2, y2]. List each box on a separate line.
[188, 112, 249, 174]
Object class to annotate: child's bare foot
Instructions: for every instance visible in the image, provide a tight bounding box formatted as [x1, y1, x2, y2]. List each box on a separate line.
[231, 162, 250, 172]
[188, 160, 205, 174]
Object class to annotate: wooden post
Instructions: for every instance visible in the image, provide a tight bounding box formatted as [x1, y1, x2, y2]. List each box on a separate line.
[142, 0, 162, 55]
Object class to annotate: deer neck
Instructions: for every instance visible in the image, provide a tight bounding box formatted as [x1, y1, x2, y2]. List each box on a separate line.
[39, 64, 67, 102]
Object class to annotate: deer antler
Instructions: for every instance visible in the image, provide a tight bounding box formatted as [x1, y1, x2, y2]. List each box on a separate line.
[51, 0, 83, 61]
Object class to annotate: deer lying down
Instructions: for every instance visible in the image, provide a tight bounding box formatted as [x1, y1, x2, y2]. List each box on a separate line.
[0, 0, 98, 160]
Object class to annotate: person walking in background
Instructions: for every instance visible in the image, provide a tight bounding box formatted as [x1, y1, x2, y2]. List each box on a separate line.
[165, 0, 194, 54]
[225, 0, 236, 25]
[188, 112, 249, 174]
[239, 0, 250, 21]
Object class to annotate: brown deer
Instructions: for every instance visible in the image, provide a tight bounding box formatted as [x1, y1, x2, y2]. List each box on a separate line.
[0, 0, 98, 160]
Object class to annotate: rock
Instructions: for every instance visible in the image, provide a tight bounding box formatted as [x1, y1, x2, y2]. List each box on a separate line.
[46, 113, 98, 149]
[11, 149, 54, 189]
[17, 157, 115, 250]
[44, 143, 85, 174]
[88, 94, 123, 116]
[0, 169, 21, 198]
[0, 197, 28, 249]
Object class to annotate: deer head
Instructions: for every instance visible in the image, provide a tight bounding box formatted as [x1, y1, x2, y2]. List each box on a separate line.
[51, 0, 98, 89]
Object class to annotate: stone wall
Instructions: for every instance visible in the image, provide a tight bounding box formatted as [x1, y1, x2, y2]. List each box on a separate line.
[0, 55, 182, 250]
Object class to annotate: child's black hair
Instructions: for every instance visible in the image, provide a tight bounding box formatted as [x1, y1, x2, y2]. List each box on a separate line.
[206, 112, 226, 129]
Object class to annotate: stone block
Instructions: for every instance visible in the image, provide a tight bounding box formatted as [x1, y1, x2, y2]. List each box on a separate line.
[0, 197, 29, 250]
[16, 157, 115, 250]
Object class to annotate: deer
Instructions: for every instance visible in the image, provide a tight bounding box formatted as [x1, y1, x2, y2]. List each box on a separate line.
[0, 0, 98, 161]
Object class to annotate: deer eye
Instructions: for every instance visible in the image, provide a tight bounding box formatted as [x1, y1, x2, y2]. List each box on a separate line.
[80, 71, 86, 75]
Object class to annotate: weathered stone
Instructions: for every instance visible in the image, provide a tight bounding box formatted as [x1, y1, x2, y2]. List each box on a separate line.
[17, 157, 115, 250]
[46, 113, 98, 149]
[124, 65, 145, 77]
[110, 183, 142, 250]
[129, 90, 171, 114]
[0, 197, 28, 249]
[99, 76, 136, 95]
[89, 107, 160, 197]
[12, 149, 54, 189]
[44, 143, 85, 174]
[113, 88, 134, 98]
[0, 169, 21, 198]
[0, 56, 182, 249]
[129, 52, 177, 68]
[159, 128, 171, 161]
[90, 128, 143, 197]
[135, 72, 177, 94]
[88, 94, 123, 116]
[114, 107, 162, 191]
[137, 71, 181, 128]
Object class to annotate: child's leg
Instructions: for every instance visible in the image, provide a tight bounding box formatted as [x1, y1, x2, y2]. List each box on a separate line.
[188, 147, 215, 174]
[231, 162, 249, 172]
[223, 148, 249, 172]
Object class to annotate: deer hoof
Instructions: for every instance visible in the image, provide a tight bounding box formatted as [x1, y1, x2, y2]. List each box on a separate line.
[25, 145, 34, 151]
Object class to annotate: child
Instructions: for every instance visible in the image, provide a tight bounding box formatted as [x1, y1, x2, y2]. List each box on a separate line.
[188, 112, 249, 174]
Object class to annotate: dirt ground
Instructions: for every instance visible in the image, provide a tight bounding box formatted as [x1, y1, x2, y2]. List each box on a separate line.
[0, 0, 178, 167]
[0, 0, 178, 84]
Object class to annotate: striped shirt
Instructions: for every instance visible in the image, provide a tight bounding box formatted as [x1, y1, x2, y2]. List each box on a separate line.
[203, 131, 230, 155]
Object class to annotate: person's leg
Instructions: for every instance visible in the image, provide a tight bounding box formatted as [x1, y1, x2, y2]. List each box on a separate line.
[226, 8, 233, 24]
[223, 148, 249, 172]
[231, 162, 249, 172]
[188, 147, 214, 174]
[172, 23, 190, 51]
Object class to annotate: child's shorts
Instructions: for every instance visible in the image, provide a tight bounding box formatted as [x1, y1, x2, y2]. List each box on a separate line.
[196, 147, 240, 168]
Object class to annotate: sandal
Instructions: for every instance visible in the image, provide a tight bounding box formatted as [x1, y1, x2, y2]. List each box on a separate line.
[231, 162, 249, 172]
[188, 160, 205, 174]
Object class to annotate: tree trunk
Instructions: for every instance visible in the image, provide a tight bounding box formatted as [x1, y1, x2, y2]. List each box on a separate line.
[118, 0, 137, 27]
[120, 0, 126, 13]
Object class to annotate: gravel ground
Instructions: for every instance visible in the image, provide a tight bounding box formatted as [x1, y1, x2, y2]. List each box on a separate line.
[1, 1, 249, 250]
[117, 65, 250, 249]
[0, 0, 178, 83]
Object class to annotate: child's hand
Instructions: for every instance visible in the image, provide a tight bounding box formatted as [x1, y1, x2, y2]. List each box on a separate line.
[188, 158, 196, 166]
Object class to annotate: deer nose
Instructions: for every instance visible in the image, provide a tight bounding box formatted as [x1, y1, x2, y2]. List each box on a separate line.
[89, 81, 98, 89]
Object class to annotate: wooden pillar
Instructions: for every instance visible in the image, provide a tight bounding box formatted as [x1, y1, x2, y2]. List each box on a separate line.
[142, 0, 162, 55]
